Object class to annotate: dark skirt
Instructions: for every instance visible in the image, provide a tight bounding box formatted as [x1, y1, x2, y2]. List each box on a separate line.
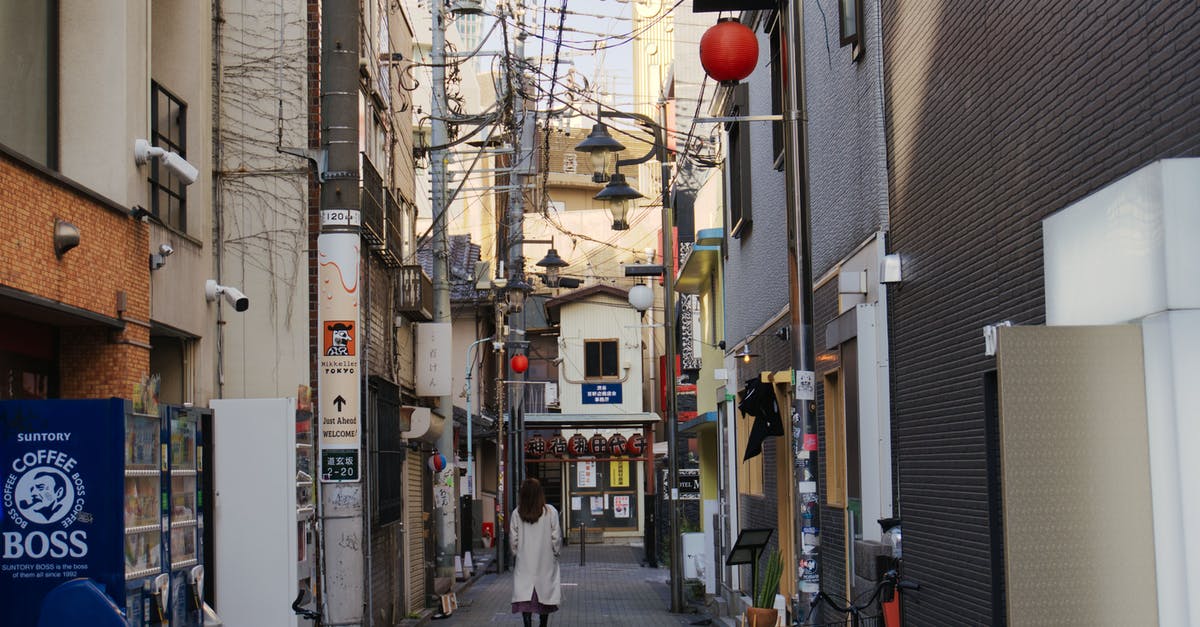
[512, 589, 559, 614]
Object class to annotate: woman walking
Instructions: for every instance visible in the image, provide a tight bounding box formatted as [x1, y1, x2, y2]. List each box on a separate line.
[511, 477, 561, 627]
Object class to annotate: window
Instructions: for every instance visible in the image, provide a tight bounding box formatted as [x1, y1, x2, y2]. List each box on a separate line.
[725, 83, 752, 239]
[0, 2, 56, 166]
[768, 12, 784, 169]
[839, 0, 865, 60]
[149, 81, 189, 231]
[584, 339, 619, 379]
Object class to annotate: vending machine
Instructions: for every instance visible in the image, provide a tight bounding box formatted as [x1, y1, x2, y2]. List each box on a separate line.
[0, 398, 211, 626]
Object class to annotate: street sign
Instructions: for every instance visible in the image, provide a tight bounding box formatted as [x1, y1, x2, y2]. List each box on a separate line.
[317, 233, 361, 482]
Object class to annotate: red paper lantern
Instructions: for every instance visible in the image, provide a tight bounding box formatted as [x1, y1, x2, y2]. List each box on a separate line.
[567, 433, 589, 457]
[547, 435, 568, 457]
[607, 433, 627, 456]
[589, 434, 610, 456]
[625, 432, 647, 457]
[699, 18, 759, 84]
[510, 354, 529, 373]
[525, 435, 546, 459]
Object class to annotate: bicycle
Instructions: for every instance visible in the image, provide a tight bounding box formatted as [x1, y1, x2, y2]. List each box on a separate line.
[805, 569, 919, 627]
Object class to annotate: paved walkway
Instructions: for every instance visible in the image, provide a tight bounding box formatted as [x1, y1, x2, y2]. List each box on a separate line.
[435, 543, 718, 626]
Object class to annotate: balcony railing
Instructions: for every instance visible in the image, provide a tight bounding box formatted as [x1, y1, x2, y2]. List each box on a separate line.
[378, 190, 404, 268]
[396, 265, 433, 321]
[360, 154, 385, 246]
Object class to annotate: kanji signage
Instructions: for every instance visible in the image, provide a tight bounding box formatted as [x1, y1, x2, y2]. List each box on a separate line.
[581, 383, 622, 405]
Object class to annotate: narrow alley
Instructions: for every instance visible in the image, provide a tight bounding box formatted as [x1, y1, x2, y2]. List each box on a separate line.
[434, 543, 717, 626]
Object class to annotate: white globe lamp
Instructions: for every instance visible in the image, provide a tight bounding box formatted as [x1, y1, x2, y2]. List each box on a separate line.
[628, 283, 654, 312]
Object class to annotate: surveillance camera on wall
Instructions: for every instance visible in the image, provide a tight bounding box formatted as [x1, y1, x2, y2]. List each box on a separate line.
[205, 279, 250, 312]
[134, 139, 199, 185]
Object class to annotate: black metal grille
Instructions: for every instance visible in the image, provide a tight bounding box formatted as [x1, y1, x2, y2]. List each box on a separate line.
[370, 376, 404, 525]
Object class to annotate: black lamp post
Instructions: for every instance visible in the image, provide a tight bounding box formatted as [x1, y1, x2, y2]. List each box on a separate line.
[575, 107, 684, 614]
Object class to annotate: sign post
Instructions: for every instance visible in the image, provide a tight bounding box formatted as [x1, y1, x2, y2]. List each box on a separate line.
[317, 233, 362, 483]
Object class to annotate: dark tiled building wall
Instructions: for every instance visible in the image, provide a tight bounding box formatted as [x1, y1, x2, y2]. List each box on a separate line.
[882, 1, 1200, 623]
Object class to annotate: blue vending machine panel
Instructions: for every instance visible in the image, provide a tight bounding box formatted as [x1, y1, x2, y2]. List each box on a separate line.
[0, 399, 128, 627]
[166, 405, 207, 627]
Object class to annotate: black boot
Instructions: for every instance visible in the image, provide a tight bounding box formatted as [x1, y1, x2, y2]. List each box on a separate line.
[539, 613, 549, 627]
[522, 612, 533, 627]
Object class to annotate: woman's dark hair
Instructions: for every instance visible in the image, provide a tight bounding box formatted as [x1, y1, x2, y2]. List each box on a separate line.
[517, 477, 546, 524]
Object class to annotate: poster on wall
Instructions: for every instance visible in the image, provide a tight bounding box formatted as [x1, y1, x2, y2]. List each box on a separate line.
[590, 496, 604, 516]
[577, 461, 596, 488]
[610, 461, 630, 487]
[317, 233, 362, 482]
[613, 495, 630, 518]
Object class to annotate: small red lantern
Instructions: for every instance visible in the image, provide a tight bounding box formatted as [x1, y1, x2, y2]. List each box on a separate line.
[625, 432, 647, 457]
[607, 433, 627, 456]
[589, 434, 610, 456]
[567, 433, 589, 457]
[699, 18, 759, 85]
[510, 354, 529, 374]
[547, 435, 568, 457]
[525, 435, 546, 459]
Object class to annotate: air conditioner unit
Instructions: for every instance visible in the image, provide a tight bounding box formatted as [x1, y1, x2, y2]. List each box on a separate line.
[544, 383, 559, 407]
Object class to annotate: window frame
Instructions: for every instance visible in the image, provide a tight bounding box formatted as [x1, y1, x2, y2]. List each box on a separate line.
[149, 81, 189, 232]
[583, 338, 620, 381]
[725, 83, 753, 239]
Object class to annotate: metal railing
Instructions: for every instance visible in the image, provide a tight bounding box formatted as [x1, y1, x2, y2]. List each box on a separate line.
[395, 265, 433, 321]
[360, 154, 385, 246]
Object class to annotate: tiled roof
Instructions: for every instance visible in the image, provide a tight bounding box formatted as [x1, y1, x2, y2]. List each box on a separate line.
[417, 234, 486, 302]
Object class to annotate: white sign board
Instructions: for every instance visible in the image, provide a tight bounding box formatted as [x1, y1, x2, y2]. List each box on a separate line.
[415, 323, 452, 397]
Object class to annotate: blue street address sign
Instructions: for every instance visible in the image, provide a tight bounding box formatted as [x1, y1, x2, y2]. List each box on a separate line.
[581, 383, 622, 405]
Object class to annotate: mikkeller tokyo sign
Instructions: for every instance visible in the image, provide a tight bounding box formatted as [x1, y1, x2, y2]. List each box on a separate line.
[1, 399, 125, 626]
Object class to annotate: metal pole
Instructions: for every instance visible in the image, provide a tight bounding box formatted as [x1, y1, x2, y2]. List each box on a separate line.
[782, 0, 820, 617]
[657, 102, 683, 614]
[431, 0, 457, 582]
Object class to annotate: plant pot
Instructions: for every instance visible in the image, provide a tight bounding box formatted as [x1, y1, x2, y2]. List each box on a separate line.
[746, 607, 778, 627]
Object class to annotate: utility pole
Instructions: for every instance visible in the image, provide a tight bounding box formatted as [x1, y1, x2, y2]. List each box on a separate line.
[318, 0, 363, 624]
[431, 0, 458, 582]
[503, 21, 535, 564]
[781, 0, 820, 616]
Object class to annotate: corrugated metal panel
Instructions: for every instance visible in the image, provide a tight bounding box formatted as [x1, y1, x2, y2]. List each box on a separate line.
[883, 1, 1200, 623]
[405, 455, 425, 612]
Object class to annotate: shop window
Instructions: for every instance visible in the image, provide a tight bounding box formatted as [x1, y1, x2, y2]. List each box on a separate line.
[584, 339, 619, 380]
[149, 81, 189, 231]
[0, 2, 56, 166]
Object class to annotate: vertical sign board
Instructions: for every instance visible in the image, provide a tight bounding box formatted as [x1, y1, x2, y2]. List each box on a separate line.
[318, 233, 362, 482]
[1, 399, 126, 627]
[414, 323, 452, 397]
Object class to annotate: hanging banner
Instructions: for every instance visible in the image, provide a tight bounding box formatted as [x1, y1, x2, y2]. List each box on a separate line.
[318, 233, 361, 482]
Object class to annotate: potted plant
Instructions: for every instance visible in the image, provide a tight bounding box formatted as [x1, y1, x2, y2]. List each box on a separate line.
[747, 550, 783, 627]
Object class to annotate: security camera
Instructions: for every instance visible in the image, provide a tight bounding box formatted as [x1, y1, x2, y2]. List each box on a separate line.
[149, 243, 174, 271]
[205, 279, 250, 312]
[134, 139, 199, 185]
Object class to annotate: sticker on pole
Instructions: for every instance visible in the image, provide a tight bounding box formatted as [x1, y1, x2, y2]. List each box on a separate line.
[794, 370, 815, 400]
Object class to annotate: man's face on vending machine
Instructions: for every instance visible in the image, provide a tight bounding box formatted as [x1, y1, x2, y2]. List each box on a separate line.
[29, 474, 63, 509]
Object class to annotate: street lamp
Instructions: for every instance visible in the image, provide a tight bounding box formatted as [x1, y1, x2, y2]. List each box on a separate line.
[534, 246, 569, 288]
[575, 105, 685, 614]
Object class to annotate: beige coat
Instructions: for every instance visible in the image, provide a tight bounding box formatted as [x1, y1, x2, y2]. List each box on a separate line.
[510, 504, 562, 605]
